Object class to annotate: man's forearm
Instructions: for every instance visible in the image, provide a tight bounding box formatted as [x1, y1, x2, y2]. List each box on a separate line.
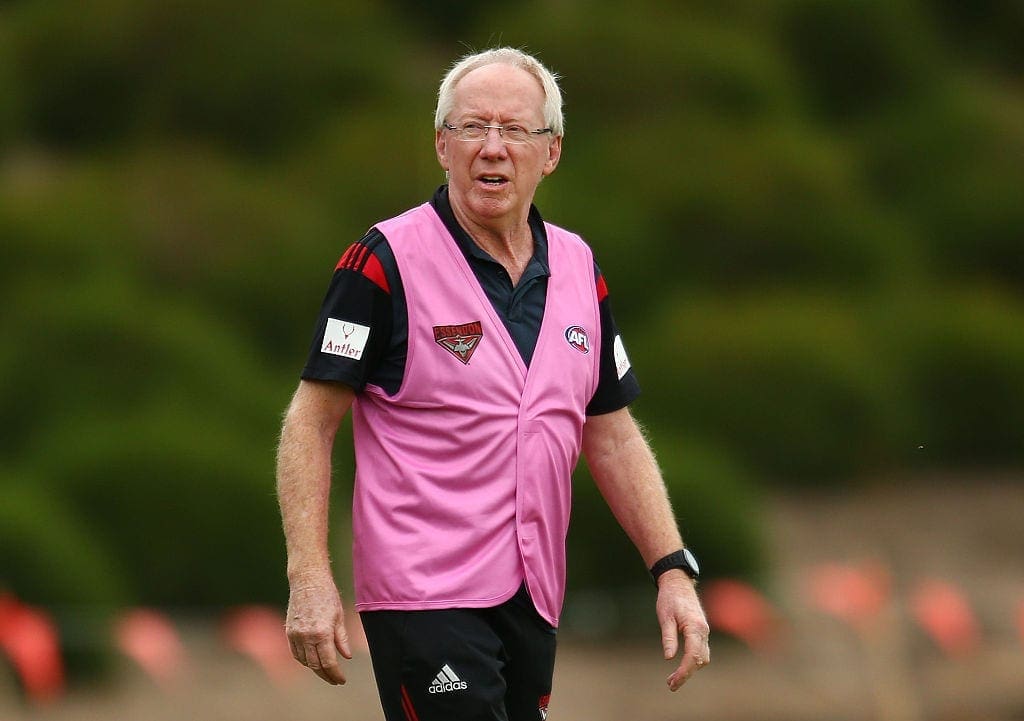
[582, 408, 684, 567]
[276, 381, 353, 581]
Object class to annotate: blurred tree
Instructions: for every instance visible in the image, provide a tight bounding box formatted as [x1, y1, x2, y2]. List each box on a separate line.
[925, 0, 1024, 75]
[859, 80, 1024, 288]
[8, 0, 415, 155]
[631, 292, 916, 482]
[773, 0, 943, 123]
[1, 0, 1023, 637]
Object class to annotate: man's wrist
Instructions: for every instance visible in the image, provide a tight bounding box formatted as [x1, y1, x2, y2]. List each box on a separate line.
[649, 548, 700, 585]
[286, 563, 334, 585]
[655, 568, 696, 590]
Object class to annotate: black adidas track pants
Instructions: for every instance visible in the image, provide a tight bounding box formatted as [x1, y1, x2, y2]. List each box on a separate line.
[361, 584, 556, 721]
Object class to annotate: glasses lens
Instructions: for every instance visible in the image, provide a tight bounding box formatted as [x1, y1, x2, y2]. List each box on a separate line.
[449, 123, 538, 144]
[501, 128, 530, 144]
[460, 124, 485, 141]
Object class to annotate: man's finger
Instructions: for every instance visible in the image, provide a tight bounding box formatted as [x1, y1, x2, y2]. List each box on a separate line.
[314, 642, 347, 685]
[660, 616, 679, 660]
[666, 661, 690, 691]
[666, 626, 711, 691]
[682, 624, 709, 656]
[667, 653, 701, 692]
[304, 642, 322, 670]
[290, 638, 307, 666]
[336, 623, 353, 660]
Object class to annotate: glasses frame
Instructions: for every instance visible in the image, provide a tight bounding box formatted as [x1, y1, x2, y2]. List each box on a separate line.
[442, 122, 553, 145]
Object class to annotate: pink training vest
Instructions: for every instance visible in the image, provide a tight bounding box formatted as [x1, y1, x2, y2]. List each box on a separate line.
[350, 203, 601, 626]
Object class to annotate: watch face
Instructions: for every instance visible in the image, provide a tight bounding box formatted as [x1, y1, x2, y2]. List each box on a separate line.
[683, 547, 700, 576]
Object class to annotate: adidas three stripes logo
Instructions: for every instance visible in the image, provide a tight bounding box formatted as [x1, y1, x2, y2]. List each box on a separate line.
[428, 664, 468, 694]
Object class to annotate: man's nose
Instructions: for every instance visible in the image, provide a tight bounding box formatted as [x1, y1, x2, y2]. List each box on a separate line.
[479, 127, 508, 155]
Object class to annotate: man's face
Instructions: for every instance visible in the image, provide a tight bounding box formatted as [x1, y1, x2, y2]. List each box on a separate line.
[435, 63, 561, 233]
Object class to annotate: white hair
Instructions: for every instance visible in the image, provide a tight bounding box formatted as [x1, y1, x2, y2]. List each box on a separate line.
[434, 47, 565, 136]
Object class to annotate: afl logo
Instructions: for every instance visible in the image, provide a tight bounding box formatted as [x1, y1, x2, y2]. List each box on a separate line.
[564, 325, 591, 354]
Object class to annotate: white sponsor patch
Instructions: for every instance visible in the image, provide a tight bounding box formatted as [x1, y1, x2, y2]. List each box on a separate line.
[321, 318, 371, 360]
[613, 335, 631, 380]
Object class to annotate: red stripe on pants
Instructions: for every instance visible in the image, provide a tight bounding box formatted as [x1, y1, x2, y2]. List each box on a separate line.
[400, 684, 419, 721]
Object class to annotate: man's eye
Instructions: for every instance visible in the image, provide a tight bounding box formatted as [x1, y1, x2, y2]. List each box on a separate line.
[463, 123, 484, 132]
[504, 125, 525, 134]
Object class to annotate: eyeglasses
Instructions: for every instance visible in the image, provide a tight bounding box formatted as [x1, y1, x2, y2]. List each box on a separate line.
[443, 122, 553, 145]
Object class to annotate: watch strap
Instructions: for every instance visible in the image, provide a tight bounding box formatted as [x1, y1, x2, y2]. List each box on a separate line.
[649, 548, 699, 584]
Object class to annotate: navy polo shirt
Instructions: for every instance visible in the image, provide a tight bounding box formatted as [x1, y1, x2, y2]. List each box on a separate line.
[302, 186, 640, 415]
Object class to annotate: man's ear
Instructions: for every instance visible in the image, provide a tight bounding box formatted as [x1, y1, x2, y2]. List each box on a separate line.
[542, 135, 562, 177]
[435, 129, 449, 172]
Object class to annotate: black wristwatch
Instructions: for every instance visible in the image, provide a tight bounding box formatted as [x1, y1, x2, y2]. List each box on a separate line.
[650, 548, 700, 585]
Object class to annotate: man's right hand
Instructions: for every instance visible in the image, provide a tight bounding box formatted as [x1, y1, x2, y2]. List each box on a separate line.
[285, 575, 353, 685]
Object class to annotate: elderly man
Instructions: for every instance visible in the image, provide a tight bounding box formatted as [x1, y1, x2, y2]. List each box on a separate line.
[277, 47, 709, 721]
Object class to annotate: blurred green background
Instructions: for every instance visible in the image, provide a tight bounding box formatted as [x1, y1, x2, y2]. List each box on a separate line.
[2, 0, 1022, 678]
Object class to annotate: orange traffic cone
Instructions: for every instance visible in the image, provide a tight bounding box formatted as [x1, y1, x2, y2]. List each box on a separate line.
[221, 605, 302, 686]
[0, 593, 65, 703]
[806, 561, 891, 630]
[701, 578, 781, 652]
[114, 608, 188, 687]
[909, 579, 981, 658]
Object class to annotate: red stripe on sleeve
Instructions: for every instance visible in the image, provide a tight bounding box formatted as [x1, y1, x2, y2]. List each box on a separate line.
[336, 244, 358, 271]
[352, 242, 370, 270]
[596, 273, 609, 303]
[334, 244, 389, 293]
[362, 252, 391, 294]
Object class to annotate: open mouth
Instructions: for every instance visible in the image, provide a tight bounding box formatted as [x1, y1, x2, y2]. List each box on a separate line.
[478, 175, 508, 186]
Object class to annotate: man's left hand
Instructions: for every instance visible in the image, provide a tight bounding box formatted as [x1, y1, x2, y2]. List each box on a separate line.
[656, 570, 710, 691]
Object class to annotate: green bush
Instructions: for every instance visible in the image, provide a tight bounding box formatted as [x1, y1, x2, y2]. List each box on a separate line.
[565, 435, 764, 638]
[631, 292, 915, 483]
[859, 79, 1024, 287]
[927, 0, 1024, 76]
[7, 0, 408, 153]
[773, 0, 943, 121]
[0, 20, 21, 152]
[30, 414, 287, 607]
[653, 435, 767, 582]
[2, 256, 292, 606]
[0, 478, 125, 682]
[0, 477, 127, 606]
[568, 435, 764, 591]
[878, 288, 1024, 467]
[629, 289, 1024, 484]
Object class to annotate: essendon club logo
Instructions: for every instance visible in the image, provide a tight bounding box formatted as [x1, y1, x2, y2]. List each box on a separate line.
[564, 325, 590, 354]
[434, 321, 484, 364]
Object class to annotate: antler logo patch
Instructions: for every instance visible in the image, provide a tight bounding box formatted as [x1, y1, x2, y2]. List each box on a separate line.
[434, 321, 484, 364]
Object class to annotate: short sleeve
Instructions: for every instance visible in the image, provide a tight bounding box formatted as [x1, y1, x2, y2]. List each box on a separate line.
[585, 266, 641, 415]
[301, 229, 395, 391]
